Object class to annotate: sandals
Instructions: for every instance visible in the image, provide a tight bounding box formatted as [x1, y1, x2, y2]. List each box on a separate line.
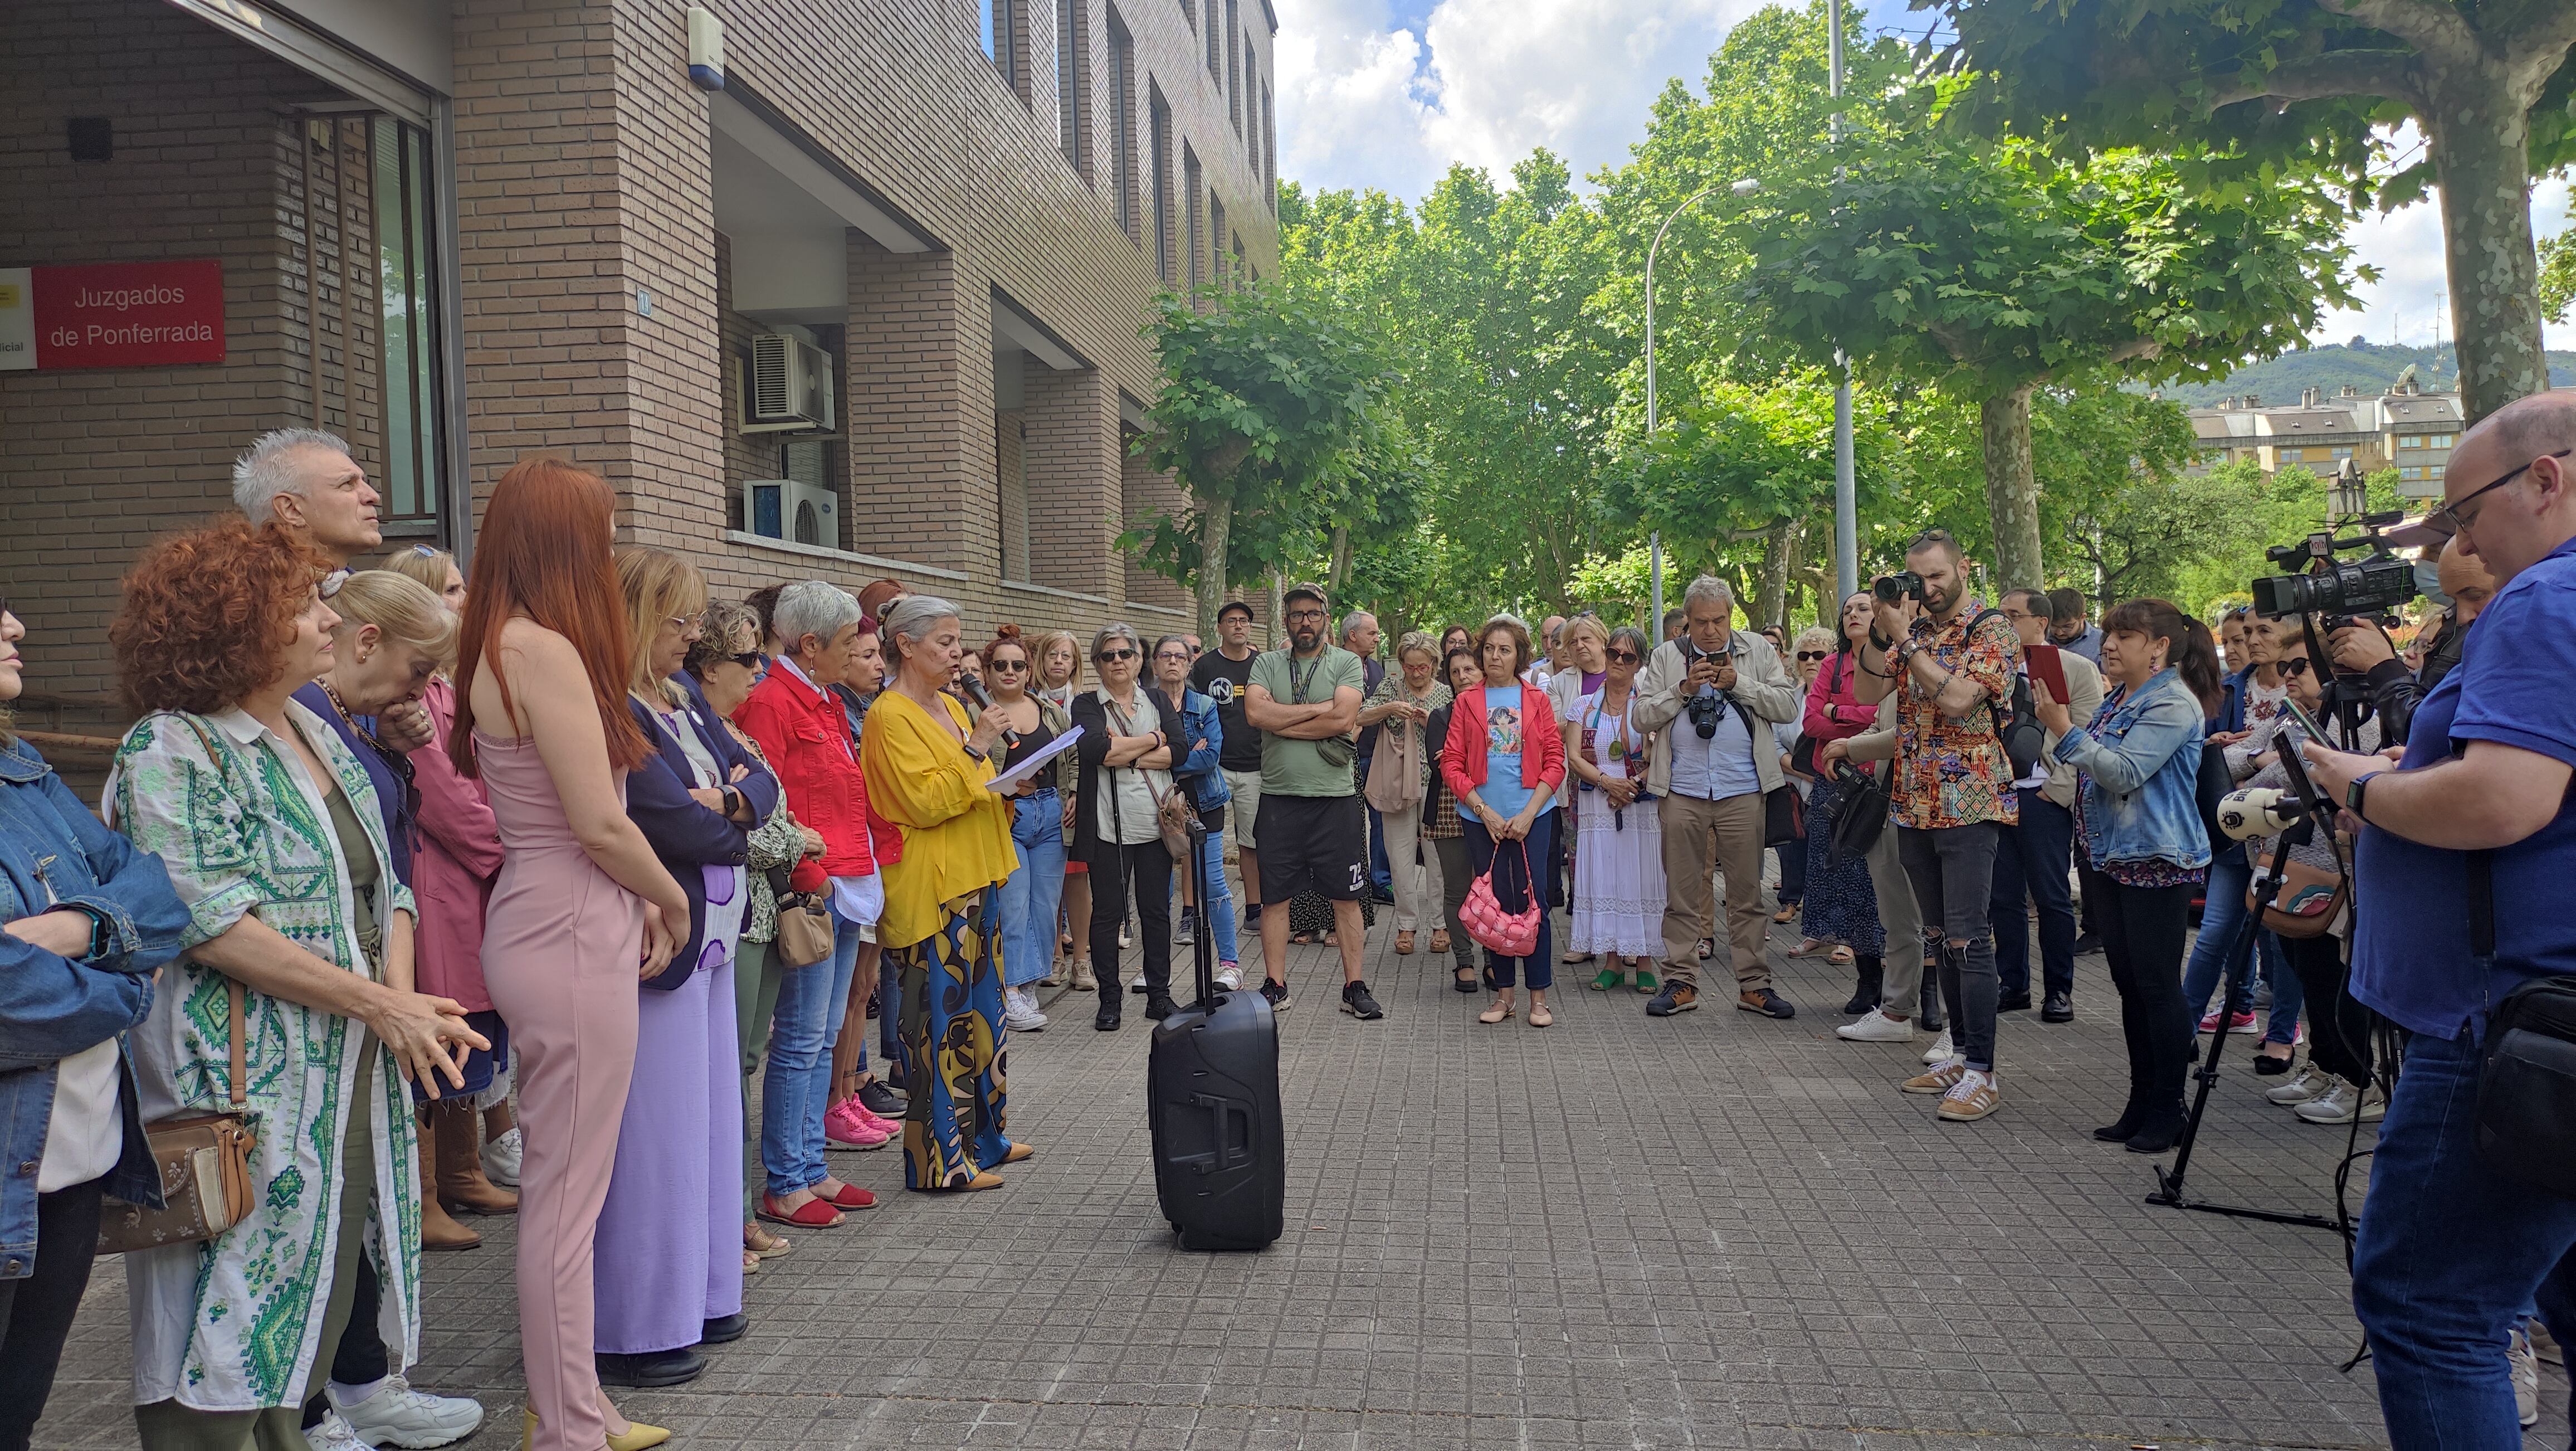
[1695, 937, 1714, 960]
[1527, 1000, 1554, 1028]
[1562, 951, 1596, 965]
[1588, 966, 1623, 992]
[1453, 966, 1479, 994]
[1788, 938, 1832, 959]
[1396, 930, 1417, 955]
[757, 1194, 843, 1229]
[1477, 999, 1516, 1025]
[744, 1222, 793, 1259]
[1828, 946, 1855, 967]
[1428, 929, 1451, 954]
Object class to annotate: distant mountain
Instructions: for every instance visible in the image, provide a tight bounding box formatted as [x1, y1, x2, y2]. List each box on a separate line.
[2136, 341, 2576, 409]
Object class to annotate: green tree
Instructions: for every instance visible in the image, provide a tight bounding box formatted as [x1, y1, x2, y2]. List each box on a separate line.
[1924, 0, 2576, 425]
[1128, 287, 1394, 636]
[2544, 221, 2576, 325]
[1733, 71, 2360, 585]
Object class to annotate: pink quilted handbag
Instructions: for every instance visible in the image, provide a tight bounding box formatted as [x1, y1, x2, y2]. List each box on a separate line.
[1461, 840, 1542, 957]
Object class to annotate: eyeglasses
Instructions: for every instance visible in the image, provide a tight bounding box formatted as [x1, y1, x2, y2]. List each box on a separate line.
[991, 658, 1029, 672]
[2279, 656, 2314, 679]
[2431, 449, 2572, 539]
[409, 543, 438, 558]
[1155, 651, 1191, 663]
[1604, 649, 1640, 664]
[1097, 648, 1139, 662]
[318, 569, 348, 600]
[665, 613, 700, 634]
[1796, 650, 1829, 662]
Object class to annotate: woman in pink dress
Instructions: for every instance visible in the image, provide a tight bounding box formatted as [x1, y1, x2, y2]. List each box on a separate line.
[450, 459, 690, 1451]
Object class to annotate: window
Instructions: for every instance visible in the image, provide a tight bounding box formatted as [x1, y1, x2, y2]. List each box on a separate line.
[1108, 10, 1138, 240]
[1232, 232, 1245, 288]
[1178, 0, 1192, 28]
[2331, 446, 2353, 459]
[2276, 448, 2304, 462]
[984, 0, 1027, 95]
[1206, 6, 1221, 80]
[1184, 144, 1204, 293]
[1149, 85, 1174, 282]
[1209, 194, 1227, 286]
[1238, 33, 1253, 140]
[372, 116, 443, 527]
[2430, 433, 2456, 448]
[2398, 435, 2423, 449]
[1056, 0, 1088, 173]
[2399, 466, 2424, 481]
[1226, 0, 1243, 132]
[1261, 84, 1276, 210]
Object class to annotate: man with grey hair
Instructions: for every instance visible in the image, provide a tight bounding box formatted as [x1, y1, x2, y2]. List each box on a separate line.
[1632, 576, 1802, 1020]
[233, 427, 383, 568]
[1340, 610, 1393, 902]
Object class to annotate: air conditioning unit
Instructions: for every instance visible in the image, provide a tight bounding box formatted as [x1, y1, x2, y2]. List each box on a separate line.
[748, 479, 838, 547]
[745, 333, 834, 431]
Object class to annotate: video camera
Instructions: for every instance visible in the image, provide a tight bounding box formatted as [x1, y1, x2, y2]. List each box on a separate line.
[2250, 512, 2418, 627]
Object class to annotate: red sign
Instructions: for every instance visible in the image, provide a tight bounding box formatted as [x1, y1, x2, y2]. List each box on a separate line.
[27, 260, 225, 369]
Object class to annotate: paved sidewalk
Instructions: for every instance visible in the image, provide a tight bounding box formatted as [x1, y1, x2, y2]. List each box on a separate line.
[35, 884, 2569, 1449]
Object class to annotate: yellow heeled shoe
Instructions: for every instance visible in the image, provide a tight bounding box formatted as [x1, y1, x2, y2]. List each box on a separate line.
[1001, 1141, 1035, 1165]
[521, 1406, 672, 1451]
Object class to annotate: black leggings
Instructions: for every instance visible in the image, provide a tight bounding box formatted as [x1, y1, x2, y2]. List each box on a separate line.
[2281, 932, 2376, 1085]
[1089, 839, 1174, 998]
[0, 1175, 105, 1451]
[2085, 869, 2195, 1124]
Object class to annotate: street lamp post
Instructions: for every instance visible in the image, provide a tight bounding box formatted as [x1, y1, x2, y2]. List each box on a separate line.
[1828, 2, 1857, 603]
[1645, 176, 1761, 629]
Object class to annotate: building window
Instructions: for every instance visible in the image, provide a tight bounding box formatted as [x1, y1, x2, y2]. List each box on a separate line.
[372, 116, 443, 527]
[1238, 34, 1255, 140]
[1149, 85, 1174, 282]
[1108, 10, 1137, 240]
[1209, 195, 1227, 286]
[1232, 232, 1245, 288]
[1261, 84, 1276, 210]
[1184, 144, 1204, 294]
[1057, 0, 1089, 174]
[2276, 448, 2304, 463]
[1206, 6, 1221, 80]
[2398, 435, 2423, 449]
[1178, 0, 1192, 28]
[2398, 466, 2423, 481]
[2331, 446, 2353, 459]
[2429, 433, 2456, 448]
[1226, 0, 1243, 132]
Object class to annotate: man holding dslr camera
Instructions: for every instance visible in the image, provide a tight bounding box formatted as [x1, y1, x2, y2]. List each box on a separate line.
[1845, 529, 2023, 1122]
[2298, 392, 2576, 1447]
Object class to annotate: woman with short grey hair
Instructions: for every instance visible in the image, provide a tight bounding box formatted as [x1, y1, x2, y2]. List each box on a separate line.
[1069, 621, 1178, 1029]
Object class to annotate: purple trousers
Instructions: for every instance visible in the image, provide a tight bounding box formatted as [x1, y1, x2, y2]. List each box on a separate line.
[594, 953, 743, 1353]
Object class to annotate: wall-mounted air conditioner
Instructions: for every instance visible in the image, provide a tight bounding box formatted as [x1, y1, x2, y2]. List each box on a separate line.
[748, 479, 838, 547]
[745, 333, 835, 432]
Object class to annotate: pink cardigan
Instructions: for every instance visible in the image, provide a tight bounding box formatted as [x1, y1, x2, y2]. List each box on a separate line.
[410, 676, 505, 1010]
[1801, 650, 1879, 744]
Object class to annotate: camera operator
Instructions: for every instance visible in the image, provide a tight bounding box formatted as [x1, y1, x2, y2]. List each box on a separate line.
[2324, 533, 2498, 746]
[2296, 392, 2576, 1448]
[1632, 576, 1802, 1020]
[1849, 528, 2023, 1122]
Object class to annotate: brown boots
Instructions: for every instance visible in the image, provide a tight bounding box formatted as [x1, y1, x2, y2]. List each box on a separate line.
[418, 1099, 517, 1251]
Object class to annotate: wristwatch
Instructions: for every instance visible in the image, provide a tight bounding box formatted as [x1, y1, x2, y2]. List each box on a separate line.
[2345, 771, 2382, 821]
[721, 785, 743, 819]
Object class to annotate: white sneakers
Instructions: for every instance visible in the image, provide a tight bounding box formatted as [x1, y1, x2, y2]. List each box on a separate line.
[328, 1375, 483, 1449]
[1003, 986, 1050, 1032]
[1921, 1029, 1954, 1065]
[2293, 1080, 2387, 1124]
[305, 1412, 373, 1451]
[479, 1125, 521, 1189]
[1835, 1009, 1917, 1043]
[2265, 1063, 2332, 1105]
[2511, 1326, 2541, 1429]
[1214, 963, 1243, 991]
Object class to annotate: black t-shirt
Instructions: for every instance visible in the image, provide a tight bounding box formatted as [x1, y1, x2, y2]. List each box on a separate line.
[1191, 646, 1262, 773]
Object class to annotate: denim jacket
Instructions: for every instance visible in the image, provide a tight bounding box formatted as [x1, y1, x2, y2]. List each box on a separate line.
[0, 737, 189, 1277]
[1151, 686, 1232, 813]
[2052, 668, 2212, 873]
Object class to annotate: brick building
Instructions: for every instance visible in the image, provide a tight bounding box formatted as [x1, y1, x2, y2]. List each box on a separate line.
[0, 0, 1278, 744]
[2182, 381, 2463, 495]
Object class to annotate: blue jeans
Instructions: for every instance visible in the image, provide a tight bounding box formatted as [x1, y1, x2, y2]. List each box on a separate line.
[1191, 822, 1240, 966]
[999, 791, 1068, 989]
[1462, 811, 1555, 990]
[1367, 798, 1393, 896]
[2351, 1028, 2576, 1448]
[1990, 787, 2077, 1000]
[2180, 850, 2283, 1024]
[760, 905, 862, 1196]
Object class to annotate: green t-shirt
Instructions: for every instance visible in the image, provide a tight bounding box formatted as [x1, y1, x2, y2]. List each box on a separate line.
[1249, 644, 1366, 797]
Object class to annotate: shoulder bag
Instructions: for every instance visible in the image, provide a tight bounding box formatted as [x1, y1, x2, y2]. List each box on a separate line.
[1363, 707, 1422, 814]
[1110, 693, 1194, 858]
[1461, 840, 1543, 958]
[99, 976, 256, 1255]
[772, 880, 836, 967]
[2470, 852, 2576, 1199]
[1828, 759, 1891, 865]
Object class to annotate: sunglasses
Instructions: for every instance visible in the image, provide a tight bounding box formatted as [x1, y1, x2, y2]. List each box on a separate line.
[1604, 649, 1640, 664]
[2279, 656, 2314, 679]
[1097, 647, 1139, 662]
[2431, 449, 2573, 539]
[991, 658, 1030, 671]
[1796, 650, 1829, 662]
[728, 650, 764, 670]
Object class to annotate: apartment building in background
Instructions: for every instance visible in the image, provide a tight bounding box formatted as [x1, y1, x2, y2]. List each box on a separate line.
[2183, 381, 2463, 495]
[0, 0, 1279, 749]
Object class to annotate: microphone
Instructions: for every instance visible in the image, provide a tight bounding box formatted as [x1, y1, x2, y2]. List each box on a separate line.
[2216, 786, 2303, 841]
[957, 671, 1019, 748]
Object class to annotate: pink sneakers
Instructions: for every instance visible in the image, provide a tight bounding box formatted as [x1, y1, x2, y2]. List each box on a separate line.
[2197, 1009, 2259, 1035]
[824, 1097, 892, 1150]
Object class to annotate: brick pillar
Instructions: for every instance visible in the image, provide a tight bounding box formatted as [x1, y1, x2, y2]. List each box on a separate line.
[1022, 363, 1121, 598]
[845, 234, 991, 573]
[450, 0, 725, 544]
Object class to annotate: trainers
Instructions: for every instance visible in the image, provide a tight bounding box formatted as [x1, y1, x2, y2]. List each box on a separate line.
[304, 1411, 374, 1451]
[1260, 978, 1291, 1013]
[856, 1078, 905, 1118]
[1340, 980, 1384, 1020]
[1177, 909, 1197, 946]
[2265, 1063, 2331, 1105]
[2295, 1080, 2384, 1124]
[1645, 982, 1699, 1016]
[1736, 988, 1796, 1019]
[2512, 1326, 2541, 1429]
[1214, 962, 1242, 991]
[1920, 1029, 1954, 1065]
[1835, 1009, 1917, 1043]
[329, 1374, 484, 1449]
[1902, 1058, 1968, 1094]
[824, 1098, 891, 1150]
[1002, 986, 1049, 1033]
[1937, 1068, 2001, 1122]
[479, 1126, 521, 1190]
[1119, 924, 1133, 950]
[2198, 1007, 2259, 1034]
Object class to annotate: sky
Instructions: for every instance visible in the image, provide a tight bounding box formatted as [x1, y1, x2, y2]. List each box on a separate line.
[1270, 0, 2575, 354]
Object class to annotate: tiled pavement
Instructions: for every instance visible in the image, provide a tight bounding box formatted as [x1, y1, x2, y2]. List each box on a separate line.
[36, 870, 2572, 1450]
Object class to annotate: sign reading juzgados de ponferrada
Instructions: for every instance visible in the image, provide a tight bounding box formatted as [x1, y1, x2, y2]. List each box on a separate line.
[0, 260, 226, 371]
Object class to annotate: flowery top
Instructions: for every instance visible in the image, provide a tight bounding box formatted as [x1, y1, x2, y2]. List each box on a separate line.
[110, 703, 421, 1411]
[730, 727, 807, 946]
[1887, 604, 2022, 831]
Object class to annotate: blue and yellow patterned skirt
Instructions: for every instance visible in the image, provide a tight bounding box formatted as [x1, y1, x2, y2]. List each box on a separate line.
[892, 887, 1012, 1188]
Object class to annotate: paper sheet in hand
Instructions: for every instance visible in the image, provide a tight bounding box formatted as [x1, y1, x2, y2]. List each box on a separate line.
[987, 724, 1081, 793]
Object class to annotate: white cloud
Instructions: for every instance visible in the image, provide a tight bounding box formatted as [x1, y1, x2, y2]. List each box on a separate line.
[2318, 128, 2575, 355]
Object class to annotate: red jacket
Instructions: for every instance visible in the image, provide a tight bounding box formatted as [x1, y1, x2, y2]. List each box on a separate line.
[736, 660, 878, 891]
[1439, 682, 1567, 805]
[1801, 650, 1879, 743]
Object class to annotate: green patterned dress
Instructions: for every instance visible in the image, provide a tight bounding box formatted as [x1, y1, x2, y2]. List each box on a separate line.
[113, 704, 422, 1412]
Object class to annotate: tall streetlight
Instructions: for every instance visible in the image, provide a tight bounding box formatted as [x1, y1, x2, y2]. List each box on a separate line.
[1828, 2, 1856, 603]
[1645, 175, 1762, 629]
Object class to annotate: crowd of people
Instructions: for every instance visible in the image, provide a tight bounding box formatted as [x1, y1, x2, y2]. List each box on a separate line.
[2, 393, 2573, 1451]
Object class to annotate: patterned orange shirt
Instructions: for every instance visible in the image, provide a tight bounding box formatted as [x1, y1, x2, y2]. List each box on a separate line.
[1887, 602, 2022, 830]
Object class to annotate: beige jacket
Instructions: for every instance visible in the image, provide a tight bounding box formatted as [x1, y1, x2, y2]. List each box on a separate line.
[1632, 630, 1800, 798]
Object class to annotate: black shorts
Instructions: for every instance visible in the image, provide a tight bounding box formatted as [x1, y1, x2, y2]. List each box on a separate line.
[1256, 793, 1367, 902]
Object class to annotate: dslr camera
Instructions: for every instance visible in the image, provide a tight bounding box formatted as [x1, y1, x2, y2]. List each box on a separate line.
[1873, 571, 1928, 605]
[2250, 511, 2418, 627]
[1682, 639, 1731, 739]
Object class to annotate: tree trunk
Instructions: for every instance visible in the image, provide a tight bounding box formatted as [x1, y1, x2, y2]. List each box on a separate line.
[2424, 74, 2549, 423]
[1270, 569, 1287, 650]
[1979, 384, 2044, 591]
[1328, 526, 1353, 595]
[1193, 493, 1232, 641]
[1752, 517, 1802, 631]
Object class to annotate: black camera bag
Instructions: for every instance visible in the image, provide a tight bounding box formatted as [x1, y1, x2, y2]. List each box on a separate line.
[1964, 610, 2046, 779]
[2468, 852, 2576, 1200]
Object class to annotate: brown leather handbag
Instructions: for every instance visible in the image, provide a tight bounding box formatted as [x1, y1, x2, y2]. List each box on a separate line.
[97, 978, 257, 1255]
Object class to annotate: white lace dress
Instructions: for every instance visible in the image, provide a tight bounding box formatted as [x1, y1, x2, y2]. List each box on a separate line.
[1567, 690, 1666, 957]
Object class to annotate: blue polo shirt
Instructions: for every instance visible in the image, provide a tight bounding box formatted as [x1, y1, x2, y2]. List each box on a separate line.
[2351, 534, 2576, 1040]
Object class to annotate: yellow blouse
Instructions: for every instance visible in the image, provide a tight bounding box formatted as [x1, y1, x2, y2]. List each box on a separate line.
[860, 687, 1019, 950]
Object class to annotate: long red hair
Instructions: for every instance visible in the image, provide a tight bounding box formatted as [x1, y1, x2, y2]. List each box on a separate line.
[448, 457, 650, 775]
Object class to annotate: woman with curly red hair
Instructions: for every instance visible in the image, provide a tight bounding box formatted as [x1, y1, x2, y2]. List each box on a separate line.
[110, 519, 489, 1448]
[450, 458, 689, 1451]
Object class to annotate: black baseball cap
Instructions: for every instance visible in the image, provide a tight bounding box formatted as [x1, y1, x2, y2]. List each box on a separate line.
[1217, 599, 1255, 622]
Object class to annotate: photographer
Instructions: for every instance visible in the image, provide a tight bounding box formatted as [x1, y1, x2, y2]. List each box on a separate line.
[2297, 392, 2576, 1448]
[1632, 576, 1801, 1020]
[2324, 533, 2497, 746]
[1850, 529, 2023, 1122]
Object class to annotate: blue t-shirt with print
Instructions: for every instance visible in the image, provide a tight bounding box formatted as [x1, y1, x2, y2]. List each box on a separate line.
[2351, 534, 2576, 1040]
[1458, 685, 1554, 825]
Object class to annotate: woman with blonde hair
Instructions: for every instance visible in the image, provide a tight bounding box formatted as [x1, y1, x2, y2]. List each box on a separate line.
[1358, 630, 1452, 955]
[385, 543, 468, 613]
[1031, 629, 1095, 988]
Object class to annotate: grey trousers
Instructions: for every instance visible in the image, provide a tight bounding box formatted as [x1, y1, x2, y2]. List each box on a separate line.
[1862, 817, 1926, 1016]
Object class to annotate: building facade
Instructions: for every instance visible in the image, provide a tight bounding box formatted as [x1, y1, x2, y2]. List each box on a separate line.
[2184, 382, 2463, 495]
[1, 0, 1277, 745]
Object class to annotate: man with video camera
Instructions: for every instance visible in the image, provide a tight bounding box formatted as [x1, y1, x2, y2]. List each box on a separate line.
[2324, 533, 2498, 747]
[1843, 529, 2024, 1122]
[2297, 392, 2576, 1448]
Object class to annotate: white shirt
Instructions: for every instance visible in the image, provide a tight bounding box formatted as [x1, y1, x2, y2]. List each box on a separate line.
[1093, 688, 1172, 845]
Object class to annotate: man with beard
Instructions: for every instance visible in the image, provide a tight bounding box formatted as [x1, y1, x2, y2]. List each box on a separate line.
[1243, 585, 1380, 1019]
